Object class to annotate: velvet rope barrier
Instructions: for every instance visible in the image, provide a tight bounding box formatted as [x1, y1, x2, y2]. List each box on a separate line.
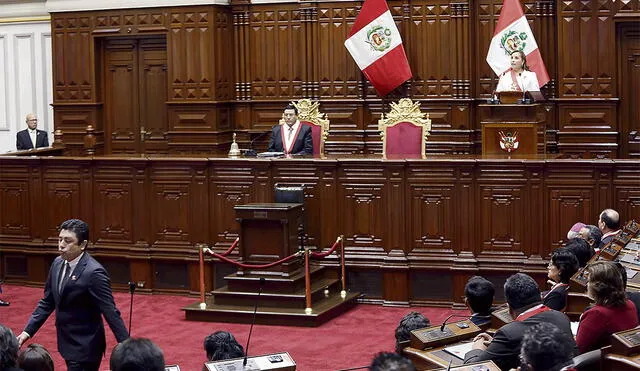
[216, 237, 240, 257]
[203, 247, 303, 269]
[310, 236, 342, 258]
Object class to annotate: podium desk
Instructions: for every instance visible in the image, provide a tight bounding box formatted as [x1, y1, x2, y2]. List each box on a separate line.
[478, 103, 546, 157]
[403, 346, 499, 370]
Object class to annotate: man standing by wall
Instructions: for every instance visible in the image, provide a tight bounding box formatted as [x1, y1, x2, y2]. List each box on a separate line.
[17, 219, 129, 371]
[16, 113, 48, 150]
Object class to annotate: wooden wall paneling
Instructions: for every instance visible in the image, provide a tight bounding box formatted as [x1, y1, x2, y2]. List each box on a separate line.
[475, 161, 530, 268]
[556, 103, 618, 158]
[336, 160, 387, 266]
[452, 2, 471, 99]
[92, 159, 147, 250]
[475, 0, 500, 97]
[166, 104, 225, 153]
[51, 13, 94, 102]
[614, 161, 640, 225]
[53, 105, 103, 155]
[524, 161, 546, 260]
[148, 159, 208, 253]
[248, 4, 303, 100]
[0, 160, 38, 243]
[300, 3, 318, 99]
[322, 102, 367, 155]
[544, 161, 601, 252]
[424, 103, 474, 155]
[139, 37, 169, 154]
[533, 0, 556, 98]
[213, 6, 234, 102]
[618, 23, 640, 158]
[557, 0, 616, 98]
[316, 2, 362, 100]
[40, 158, 92, 245]
[407, 0, 458, 98]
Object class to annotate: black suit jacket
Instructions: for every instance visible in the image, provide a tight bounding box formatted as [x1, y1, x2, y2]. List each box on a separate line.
[267, 123, 313, 155]
[16, 129, 48, 150]
[542, 284, 569, 311]
[24, 253, 129, 363]
[464, 308, 575, 371]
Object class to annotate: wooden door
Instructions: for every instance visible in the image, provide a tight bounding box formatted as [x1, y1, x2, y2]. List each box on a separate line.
[104, 37, 167, 154]
[619, 24, 640, 158]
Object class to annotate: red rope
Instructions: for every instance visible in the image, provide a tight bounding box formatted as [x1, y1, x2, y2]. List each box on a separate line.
[205, 249, 301, 269]
[216, 238, 239, 257]
[310, 237, 341, 258]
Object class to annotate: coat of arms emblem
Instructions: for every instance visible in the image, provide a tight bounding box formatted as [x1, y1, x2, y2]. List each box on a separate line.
[366, 25, 392, 52]
[500, 30, 528, 55]
[499, 131, 519, 153]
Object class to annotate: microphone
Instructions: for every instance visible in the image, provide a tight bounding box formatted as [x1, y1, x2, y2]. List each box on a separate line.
[439, 314, 472, 332]
[245, 131, 271, 157]
[127, 281, 141, 336]
[243, 277, 266, 367]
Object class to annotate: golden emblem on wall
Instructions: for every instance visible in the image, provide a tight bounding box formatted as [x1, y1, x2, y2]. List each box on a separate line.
[499, 130, 519, 153]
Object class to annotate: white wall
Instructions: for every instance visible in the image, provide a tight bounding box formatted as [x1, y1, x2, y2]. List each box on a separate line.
[0, 19, 52, 153]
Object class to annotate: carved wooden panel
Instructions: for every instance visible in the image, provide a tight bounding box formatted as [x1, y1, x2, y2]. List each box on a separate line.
[316, 2, 361, 99]
[557, 103, 618, 158]
[52, 14, 94, 102]
[0, 177, 32, 240]
[619, 24, 640, 158]
[557, 1, 615, 97]
[41, 164, 85, 243]
[248, 5, 303, 100]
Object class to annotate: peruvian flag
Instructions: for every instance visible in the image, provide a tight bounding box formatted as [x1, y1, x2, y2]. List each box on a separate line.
[486, 0, 549, 88]
[344, 0, 412, 96]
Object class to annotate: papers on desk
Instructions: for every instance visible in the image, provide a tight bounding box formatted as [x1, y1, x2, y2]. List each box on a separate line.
[571, 322, 579, 337]
[443, 342, 474, 360]
[257, 152, 284, 157]
[620, 253, 640, 268]
[628, 268, 638, 279]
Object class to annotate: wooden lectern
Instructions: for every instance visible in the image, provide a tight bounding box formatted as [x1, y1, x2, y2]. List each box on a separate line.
[234, 203, 303, 277]
[478, 103, 546, 156]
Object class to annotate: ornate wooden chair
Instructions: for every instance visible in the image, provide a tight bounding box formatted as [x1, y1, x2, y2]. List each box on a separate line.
[378, 98, 431, 159]
[279, 99, 330, 155]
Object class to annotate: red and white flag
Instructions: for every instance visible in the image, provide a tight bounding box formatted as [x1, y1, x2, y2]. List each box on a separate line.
[344, 0, 412, 96]
[486, 0, 549, 88]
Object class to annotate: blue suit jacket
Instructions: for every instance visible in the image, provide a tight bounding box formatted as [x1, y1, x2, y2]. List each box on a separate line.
[24, 253, 129, 362]
[16, 129, 49, 150]
[267, 124, 313, 155]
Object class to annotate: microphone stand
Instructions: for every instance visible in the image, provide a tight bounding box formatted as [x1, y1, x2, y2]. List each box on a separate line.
[243, 277, 266, 367]
[128, 281, 137, 336]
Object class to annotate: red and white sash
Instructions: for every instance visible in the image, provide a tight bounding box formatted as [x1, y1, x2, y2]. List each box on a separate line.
[543, 283, 569, 299]
[280, 123, 302, 154]
[515, 304, 551, 322]
[509, 69, 522, 91]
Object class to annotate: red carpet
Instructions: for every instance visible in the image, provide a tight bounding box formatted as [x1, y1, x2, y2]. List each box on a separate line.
[0, 284, 464, 370]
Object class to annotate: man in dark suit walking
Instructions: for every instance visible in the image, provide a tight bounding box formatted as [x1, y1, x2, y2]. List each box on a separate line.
[16, 113, 49, 150]
[17, 219, 129, 371]
[267, 104, 313, 155]
[464, 273, 576, 370]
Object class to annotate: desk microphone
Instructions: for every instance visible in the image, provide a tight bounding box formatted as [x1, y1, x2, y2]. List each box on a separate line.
[127, 281, 141, 336]
[243, 277, 266, 367]
[439, 314, 472, 332]
[245, 131, 271, 157]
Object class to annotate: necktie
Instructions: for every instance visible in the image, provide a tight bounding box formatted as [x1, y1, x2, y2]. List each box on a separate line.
[288, 126, 294, 140]
[58, 261, 70, 292]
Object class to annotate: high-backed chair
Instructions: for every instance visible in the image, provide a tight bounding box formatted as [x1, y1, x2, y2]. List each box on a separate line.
[279, 99, 330, 155]
[378, 98, 431, 159]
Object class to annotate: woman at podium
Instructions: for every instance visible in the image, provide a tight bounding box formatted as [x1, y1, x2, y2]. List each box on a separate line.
[496, 50, 540, 93]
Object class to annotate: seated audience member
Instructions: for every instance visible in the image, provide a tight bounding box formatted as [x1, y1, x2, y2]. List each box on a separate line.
[567, 222, 585, 240]
[563, 238, 594, 268]
[578, 224, 602, 251]
[464, 276, 495, 327]
[615, 262, 640, 321]
[394, 312, 430, 353]
[597, 208, 621, 250]
[519, 322, 575, 371]
[17, 344, 54, 371]
[576, 261, 639, 353]
[204, 331, 245, 362]
[110, 338, 165, 371]
[543, 249, 579, 311]
[369, 352, 416, 371]
[464, 273, 575, 371]
[0, 324, 21, 371]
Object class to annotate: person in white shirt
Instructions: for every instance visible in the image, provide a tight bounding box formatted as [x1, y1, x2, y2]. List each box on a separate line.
[16, 113, 49, 150]
[496, 50, 540, 93]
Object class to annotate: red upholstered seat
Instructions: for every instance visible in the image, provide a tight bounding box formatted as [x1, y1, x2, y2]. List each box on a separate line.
[301, 121, 323, 156]
[384, 121, 424, 157]
[378, 98, 432, 159]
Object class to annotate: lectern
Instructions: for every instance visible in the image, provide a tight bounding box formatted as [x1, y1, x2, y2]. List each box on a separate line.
[479, 103, 546, 156]
[234, 203, 303, 277]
